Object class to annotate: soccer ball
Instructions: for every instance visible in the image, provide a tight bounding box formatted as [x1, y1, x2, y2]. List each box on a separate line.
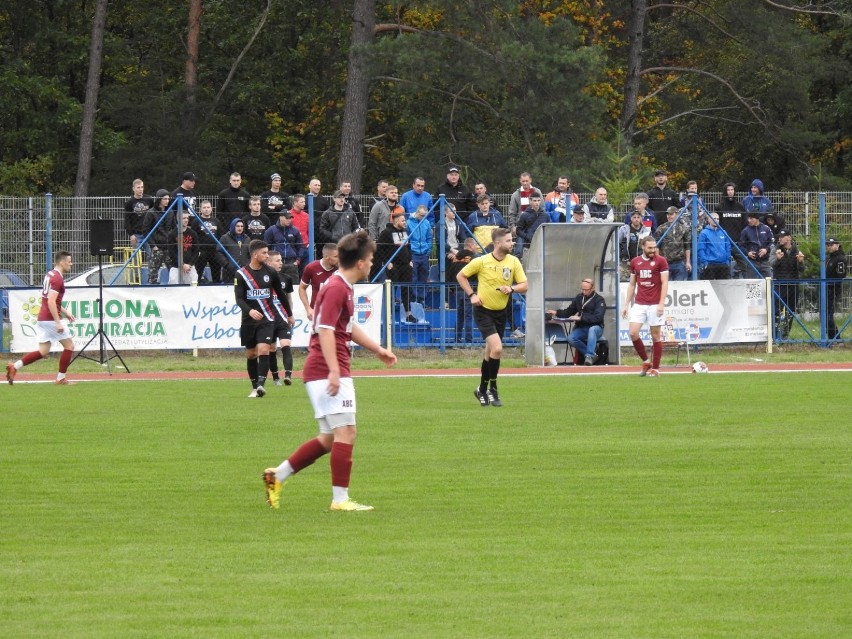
[692, 361, 709, 374]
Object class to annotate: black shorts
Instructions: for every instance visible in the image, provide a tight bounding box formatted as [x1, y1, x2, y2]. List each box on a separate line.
[272, 317, 292, 341]
[240, 321, 275, 348]
[473, 305, 508, 339]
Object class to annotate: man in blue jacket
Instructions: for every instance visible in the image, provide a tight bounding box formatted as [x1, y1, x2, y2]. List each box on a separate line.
[400, 177, 434, 223]
[407, 204, 433, 304]
[741, 179, 773, 213]
[697, 213, 732, 279]
[263, 210, 307, 283]
[546, 279, 607, 366]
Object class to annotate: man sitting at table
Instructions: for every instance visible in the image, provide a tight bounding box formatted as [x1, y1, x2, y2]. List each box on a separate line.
[546, 278, 607, 365]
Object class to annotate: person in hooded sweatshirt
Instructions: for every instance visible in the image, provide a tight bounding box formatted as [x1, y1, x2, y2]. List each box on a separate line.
[219, 218, 251, 283]
[741, 179, 773, 214]
[143, 189, 176, 284]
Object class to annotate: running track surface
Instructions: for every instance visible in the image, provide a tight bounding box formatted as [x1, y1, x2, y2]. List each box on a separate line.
[7, 361, 852, 383]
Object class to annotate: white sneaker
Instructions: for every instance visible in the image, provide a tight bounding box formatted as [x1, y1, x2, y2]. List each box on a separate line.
[511, 329, 525, 339]
[248, 389, 258, 398]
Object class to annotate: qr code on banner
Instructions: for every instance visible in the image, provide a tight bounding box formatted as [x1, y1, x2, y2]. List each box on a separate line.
[745, 283, 762, 300]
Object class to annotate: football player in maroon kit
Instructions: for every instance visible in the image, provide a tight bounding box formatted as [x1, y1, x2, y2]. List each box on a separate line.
[297, 243, 339, 321]
[7, 251, 77, 385]
[263, 230, 396, 512]
[622, 236, 669, 377]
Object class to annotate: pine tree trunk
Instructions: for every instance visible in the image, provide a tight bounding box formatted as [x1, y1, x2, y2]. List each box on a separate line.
[619, 0, 647, 143]
[73, 0, 109, 198]
[336, 0, 376, 193]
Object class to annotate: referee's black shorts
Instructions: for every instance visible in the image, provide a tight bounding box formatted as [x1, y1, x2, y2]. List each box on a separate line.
[473, 305, 508, 339]
[240, 321, 275, 348]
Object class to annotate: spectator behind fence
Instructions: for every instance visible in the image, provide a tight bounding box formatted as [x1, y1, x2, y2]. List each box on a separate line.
[144, 189, 176, 285]
[697, 212, 732, 280]
[654, 206, 691, 281]
[192, 200, 222, 284]
[447, 237, 477, 344]
[468, 194, 508, 251]
[320, 190, 360, 245]
[769, 230, 804, 339]
[242, 195, 271, 241]
[647, 169, 680, 227]
[169, 212, 199, 285]
[372, 208, 414, 322]
[307, 178, 330, 251]
[825, 237, 846, 340]
[679, 180, 711, 226]
[507, 172, 543, 225]
[443, 202, 468, 256]
[338, 180, 362, 218]
[715, 181, 748, 236]
[261, 173, 290, 216]
[762, 211, 785, 238]
[742, 178, 773, 214]
[289, 194, 310, 249]
[583, 187, 615, 223]
[407, 204, 433, 305]
[546, 278, 607, 366]
[172, 171, 199, 212]
[544, 175, 580, 223]
[618, 211, 650, 279]
[218, 219, 250, 283]
[567, 204, 587, 223]
[400, 177, 434, 223]
[473, 181, 502, 213]
[514, 194, 548, 259]
[738, 212, 775, 278]
[216, 172, 249, 228]
[124, 179, 153, 249]
[263, 209, 306, 284]
[622, 193, 656, 232]
[372, 179, 389, 206]
[436, 166, 475, 215]
[367, 184, 403, 240]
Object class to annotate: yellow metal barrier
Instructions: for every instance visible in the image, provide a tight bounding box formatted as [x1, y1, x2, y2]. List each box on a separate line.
[111, 247, 143, 285]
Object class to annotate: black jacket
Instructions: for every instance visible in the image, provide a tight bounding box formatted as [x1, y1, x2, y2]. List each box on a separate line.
[714, 197, 747, 239]
[647, 186, 679, 226]
[436, 180, 475, 214]
[827, 247, 847, 280]
[554, 291, 606, 329]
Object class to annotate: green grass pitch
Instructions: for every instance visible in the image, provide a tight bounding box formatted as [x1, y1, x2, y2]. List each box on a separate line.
[1, 373, 850, 638]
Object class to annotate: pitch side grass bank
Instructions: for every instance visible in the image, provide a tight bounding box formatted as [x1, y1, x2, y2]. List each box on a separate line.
[2, 374, 849, 638]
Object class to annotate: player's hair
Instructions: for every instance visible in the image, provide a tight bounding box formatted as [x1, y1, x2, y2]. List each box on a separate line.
[55, 250, 72, 264]
[322, 243, 338, 255]
[492, 227, 511, 243]
[132, 178, 143, 187]
[337, 230, 375, 269]
[640, 235, 656, 247]
[249, 239, 268, 255]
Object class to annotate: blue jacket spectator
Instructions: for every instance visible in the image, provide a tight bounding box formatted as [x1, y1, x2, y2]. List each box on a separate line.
[467, 200, 508, 251]
[407, 211, 434, 256]
[697, 215, 732, 279]
[400, 177, 434, 223]
[741, 179, 773, 213]
[738, 212, 775, 277]
[263, 212, 307, 264]
[515, 198, 549, 252]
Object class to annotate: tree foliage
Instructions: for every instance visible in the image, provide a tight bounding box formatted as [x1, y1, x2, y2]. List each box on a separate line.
[0, 0, 848, 197]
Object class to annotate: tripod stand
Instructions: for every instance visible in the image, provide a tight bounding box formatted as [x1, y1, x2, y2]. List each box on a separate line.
[71, 253, 130, 373]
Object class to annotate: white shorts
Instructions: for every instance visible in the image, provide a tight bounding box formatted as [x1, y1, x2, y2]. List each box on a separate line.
[35, 320, 72, 345]
[628, 303, 664, 327]
[305, 377, 357, 434]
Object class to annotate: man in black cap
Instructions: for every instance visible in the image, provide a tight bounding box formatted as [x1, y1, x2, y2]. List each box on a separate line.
[738, 212, 774, 278]
[172, 171, 198, 212]
[769, 230, 804, 338]
[647, 169, 679, 227]
[825, 237, 847, 340]
[436, 166, 475, 215]
[261, 173, 290, 216]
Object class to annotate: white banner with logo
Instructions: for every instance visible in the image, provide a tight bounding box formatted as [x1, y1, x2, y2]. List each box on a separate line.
[7, 284, 383, 352]
[618, 279, 768, 345]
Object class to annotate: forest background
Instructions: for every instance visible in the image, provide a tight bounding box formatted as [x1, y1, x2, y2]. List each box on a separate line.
[1, 0, 850, 199]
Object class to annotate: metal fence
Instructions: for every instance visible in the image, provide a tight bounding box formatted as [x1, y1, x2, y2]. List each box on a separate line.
[2, 191, 850, 349]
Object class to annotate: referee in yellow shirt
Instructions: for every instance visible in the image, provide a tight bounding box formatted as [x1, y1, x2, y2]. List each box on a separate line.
[457, 227, 528, 407]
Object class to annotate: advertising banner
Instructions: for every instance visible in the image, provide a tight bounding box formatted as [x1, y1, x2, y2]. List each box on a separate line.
[617, 279, 768, 345]
[8, 283, 384, 352]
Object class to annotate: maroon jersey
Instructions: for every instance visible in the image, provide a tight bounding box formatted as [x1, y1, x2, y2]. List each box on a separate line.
[300, 259, 338, 306]
[302, 272, 353, 382]
[37, 269, 66, 321]
[630, 254, 669, 305]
